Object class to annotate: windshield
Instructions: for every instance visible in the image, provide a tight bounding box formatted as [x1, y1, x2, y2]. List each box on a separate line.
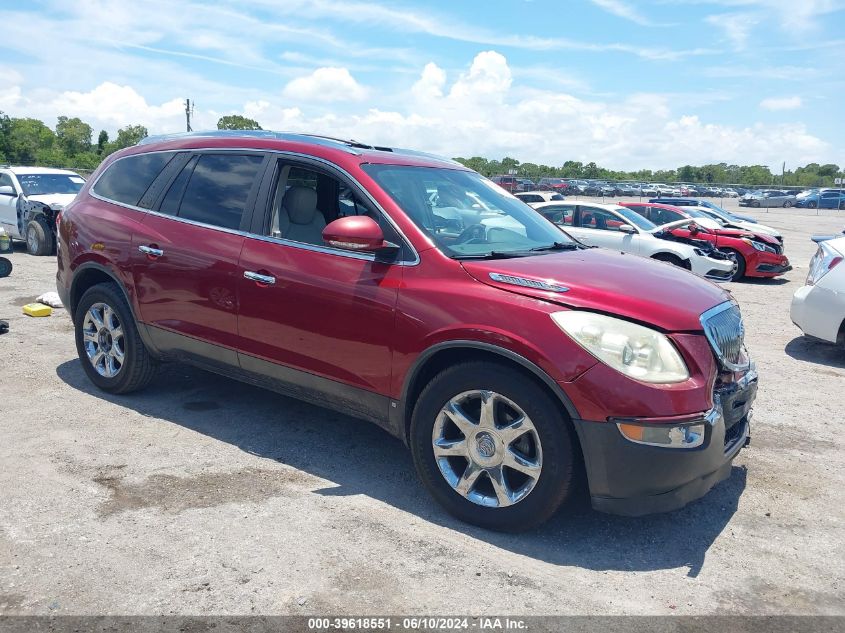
[363, 165, 578, 258]
[17, 173, 84, 196]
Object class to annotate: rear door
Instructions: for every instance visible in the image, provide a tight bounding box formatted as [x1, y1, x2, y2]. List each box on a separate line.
[131, 151, 268, 363]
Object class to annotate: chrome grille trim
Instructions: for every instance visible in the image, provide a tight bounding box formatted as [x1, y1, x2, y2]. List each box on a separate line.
[488, 273, 569, 293]
[700, 301, 750, 371]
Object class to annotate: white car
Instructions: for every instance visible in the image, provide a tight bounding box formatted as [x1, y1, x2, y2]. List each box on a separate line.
[0, 166, 85, 255]
[722, 189, 739, 198]
[687, 206, 783, 242]
[652, 184, 677, 197]
[515, 190, 566, 206]
[791, 237, 845, 347]
[532, 201, 736, 282]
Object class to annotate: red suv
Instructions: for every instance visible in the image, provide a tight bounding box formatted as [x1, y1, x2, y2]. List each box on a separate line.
[56, 132, 756, 531]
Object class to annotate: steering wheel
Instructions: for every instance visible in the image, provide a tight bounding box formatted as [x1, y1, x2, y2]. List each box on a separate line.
[456, 224, 487, 243]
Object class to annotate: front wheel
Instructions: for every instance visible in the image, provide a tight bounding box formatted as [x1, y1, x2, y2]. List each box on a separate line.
[723, 249, 746, 281]
[751, 201, 761, 208]
[26, 217, 54, 256]
[410, 362, 577, 532]
[75, 283, 158, 394]
[0, 257, 11, 278]
[783, 201, 793, 208]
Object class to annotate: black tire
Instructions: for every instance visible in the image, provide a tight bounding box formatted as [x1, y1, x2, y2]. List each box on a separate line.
[808, 201, 817, 209]
[0, 257, 11, 278]
[74, 282, 158, 394]
[839, 201, 845, 211]
[751, 201, 760, 208]
[25, 217, 54, 256]
[724, 248, 746, 281]
[783, 201, 793, 208]
[652, 252, 690, 270]
[410, 361, 577, 532]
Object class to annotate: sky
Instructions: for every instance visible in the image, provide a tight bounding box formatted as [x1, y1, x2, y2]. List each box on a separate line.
[0, 0, 843, 171]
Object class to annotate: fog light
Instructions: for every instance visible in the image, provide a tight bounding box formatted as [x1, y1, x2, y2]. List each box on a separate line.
[617, 422, 706, 448]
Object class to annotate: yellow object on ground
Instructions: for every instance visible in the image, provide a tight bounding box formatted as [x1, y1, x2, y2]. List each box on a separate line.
[22, 303, 52, 317]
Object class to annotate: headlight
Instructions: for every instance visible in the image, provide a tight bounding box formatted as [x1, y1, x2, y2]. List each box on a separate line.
[742, 238, 768, 252]
[551, 311, 689, 383]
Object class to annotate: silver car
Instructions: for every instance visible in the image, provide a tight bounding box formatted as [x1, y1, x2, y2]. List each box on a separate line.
[739, 189, 796, 208]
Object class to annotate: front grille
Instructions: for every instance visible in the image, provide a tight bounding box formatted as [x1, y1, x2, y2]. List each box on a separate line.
[701, 302, 749, 371]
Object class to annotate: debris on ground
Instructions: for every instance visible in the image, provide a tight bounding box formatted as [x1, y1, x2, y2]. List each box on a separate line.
[22, 303, 52, 317]
[35, 292, 64, 308]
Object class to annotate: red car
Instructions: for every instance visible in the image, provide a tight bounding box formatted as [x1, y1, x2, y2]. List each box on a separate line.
[57, 132, 756, 531]
[621, 202, 791, 281]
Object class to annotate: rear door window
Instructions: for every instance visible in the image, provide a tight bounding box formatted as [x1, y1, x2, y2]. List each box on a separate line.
[161, 153, 264, 230]
[93, 152, 175, 207]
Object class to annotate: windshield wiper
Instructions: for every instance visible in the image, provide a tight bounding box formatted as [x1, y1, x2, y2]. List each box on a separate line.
[529, 241, 581, 252]
[453, 251, 531, 260]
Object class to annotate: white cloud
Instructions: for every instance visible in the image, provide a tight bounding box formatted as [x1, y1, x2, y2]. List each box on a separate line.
[249, 52, 836, 171]
[589, 0, 664, 26]
[759, 96, 803, 110]
[705, 12, 758, 50]
[282, 67, 367, 102]
[0, 52, 837, 171]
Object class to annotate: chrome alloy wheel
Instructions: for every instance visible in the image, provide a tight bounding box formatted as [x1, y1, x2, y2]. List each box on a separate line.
[432, 390, 543, 508]
[82, 302, 125, 378]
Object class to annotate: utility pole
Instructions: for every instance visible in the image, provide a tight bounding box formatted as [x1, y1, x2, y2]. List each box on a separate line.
[185, 99, 194, 132]
[782, 161, 786, 186]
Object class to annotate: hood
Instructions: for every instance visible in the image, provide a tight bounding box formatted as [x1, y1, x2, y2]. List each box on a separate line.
[729, 221, 781, 238]
[461, 248, 729, 332]
[26, 193, 77, 209]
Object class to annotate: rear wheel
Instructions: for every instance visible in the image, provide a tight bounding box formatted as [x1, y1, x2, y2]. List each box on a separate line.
[410, 362, 577, 532]
[25, 217, 54, 256]
[783, 201, 793, 208]
[808, 201, 817, 209]
[723, 248, 746, 280]
[751, 201, 761, 208]
[74, 283, 158, 394]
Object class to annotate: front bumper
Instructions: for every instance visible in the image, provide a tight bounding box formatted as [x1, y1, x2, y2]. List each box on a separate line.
[755, 261, 792, 275]
[574, 368, 757, 516]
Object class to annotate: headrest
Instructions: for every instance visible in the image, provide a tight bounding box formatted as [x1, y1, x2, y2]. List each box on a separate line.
[282, 186, 318, 225]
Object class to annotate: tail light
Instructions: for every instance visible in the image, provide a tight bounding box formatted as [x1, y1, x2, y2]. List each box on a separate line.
[807, 242, 843, 286]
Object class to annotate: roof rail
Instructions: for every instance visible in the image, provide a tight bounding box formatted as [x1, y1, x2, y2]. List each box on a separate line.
[137, 130, 365, 155]
[136, 130, 461, 166]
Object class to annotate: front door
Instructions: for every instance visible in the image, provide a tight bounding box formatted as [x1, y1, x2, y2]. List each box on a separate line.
[131, 151, 267, 362]
[236, 159, 403, 423]
[0, 173, 21, 238]
[571, 206, 640, 254]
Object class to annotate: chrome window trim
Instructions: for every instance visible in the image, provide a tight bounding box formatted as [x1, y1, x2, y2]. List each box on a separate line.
[86, 146, 421, 266]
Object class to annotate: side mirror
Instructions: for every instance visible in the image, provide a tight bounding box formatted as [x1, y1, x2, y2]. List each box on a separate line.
[0, 185, 16, 197]
[619, 224, 636, 234]
[322, 216, 399, 253]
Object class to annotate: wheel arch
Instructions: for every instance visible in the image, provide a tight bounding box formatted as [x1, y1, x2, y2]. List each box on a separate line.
[651, 250, 691, 269]
[397, 341, 581, 445]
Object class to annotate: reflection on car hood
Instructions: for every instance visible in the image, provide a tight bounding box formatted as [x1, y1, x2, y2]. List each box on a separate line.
[27, 193, 77, 209]
[461, 248, 729, 331]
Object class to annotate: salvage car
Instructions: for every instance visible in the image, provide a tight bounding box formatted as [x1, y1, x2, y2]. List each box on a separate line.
[794, 189, 845, 210]
[655, 198, 758, 223]
[57, 131, 756, 531]
[0, 166, 85, 255]
[530, 201, 736, 281]
[791, 237, 845, 348]
[621, 202, 791, 281]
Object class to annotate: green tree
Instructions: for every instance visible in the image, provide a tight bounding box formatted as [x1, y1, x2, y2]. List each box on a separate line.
[56, 116, 93, 157]
[217, 115, 262, 130]
[0, 111, 10, 161]
[107, 125, 148, 152]
[97, 130, 109, 155]
[7, 118, 55, 164]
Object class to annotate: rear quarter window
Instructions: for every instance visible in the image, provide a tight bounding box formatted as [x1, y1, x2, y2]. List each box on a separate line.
[92, 152, 174, 207]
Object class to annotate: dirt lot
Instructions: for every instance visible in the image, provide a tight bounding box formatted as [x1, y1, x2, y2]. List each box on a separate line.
[1, 202, 843, 616]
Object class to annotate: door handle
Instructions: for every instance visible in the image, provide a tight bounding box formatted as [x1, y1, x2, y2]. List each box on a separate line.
[138, 245, 164, 258]
[244, 271, 276, 285]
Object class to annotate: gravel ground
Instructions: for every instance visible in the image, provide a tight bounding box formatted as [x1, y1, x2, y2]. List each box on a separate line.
[0, 202, 843, 616]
